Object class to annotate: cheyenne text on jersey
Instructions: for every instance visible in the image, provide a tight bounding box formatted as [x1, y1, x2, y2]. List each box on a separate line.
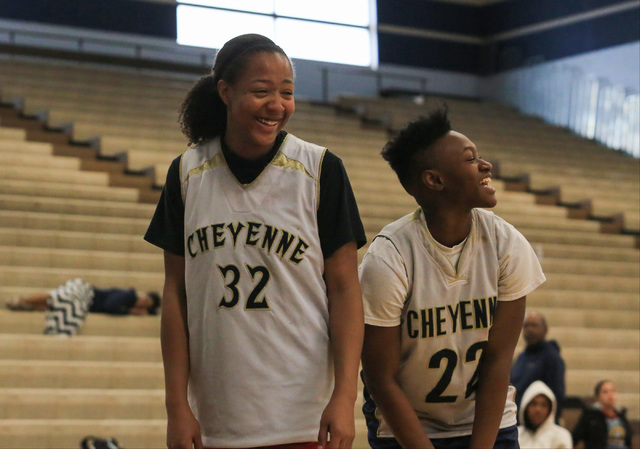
[186, 221, 310, 264]
[407, 296, 498, 339]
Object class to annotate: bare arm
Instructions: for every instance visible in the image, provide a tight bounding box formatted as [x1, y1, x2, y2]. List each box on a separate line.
[318, 242, 364, 449]
[161, 251, 202, 449]
[470, 296, 526, 449]
[361, 324, 434, 449]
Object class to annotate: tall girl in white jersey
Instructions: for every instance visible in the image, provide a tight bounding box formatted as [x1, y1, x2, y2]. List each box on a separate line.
[145, 34, 366, 449]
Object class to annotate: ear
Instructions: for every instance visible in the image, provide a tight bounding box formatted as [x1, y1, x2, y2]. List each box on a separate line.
[217, 79, 230, 106]
[421, 169, 444, 191]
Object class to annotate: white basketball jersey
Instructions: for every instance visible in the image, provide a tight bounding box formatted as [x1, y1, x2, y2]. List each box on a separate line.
[180, 134, 331, 447]
[360, 207, 546, 439]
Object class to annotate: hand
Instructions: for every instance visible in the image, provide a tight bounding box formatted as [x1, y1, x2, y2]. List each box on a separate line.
[317, 395, 356, 449]
[166, 406, 203, 449]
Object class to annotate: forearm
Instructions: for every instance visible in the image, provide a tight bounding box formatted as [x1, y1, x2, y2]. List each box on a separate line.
[325, 242, 364, 402]
[366, 379, 433, 449]
[328, 282, 364, 401]
[469, 352, 513, 448]
[161, 293, 191, 411]
[160, 252, 191, 413]
[470, 297, 526, 449]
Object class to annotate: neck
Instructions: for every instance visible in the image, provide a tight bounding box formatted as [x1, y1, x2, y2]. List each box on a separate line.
[601, 404, 617, 415]
[421, 206, 472, 247]
[223, 134, 272, 160]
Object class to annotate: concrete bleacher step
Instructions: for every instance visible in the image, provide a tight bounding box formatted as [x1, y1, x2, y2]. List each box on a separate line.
[0, 246, 163, 273]
[0, 138, 54, 155]
[1, 165, 112, 187]
[531, 306, 640, 330]
[0, 152, 82, 171]
[0, 209, 150, 235]
[540, 257, 639, 277]
[0, 179, 140, 203]
[0, 85, 185, 114]
[0, 334, 161, 362]
[0, 359, 163, 389]
[518, 227, 637, 248]
[0, 389, 166, 420]
[0, 125, 27, 140]
[547, 327, 639, 350]
[540, 272, 638, 293]
[0, 227, 156, 253]
[0, 310, 160, 337]
[527, 289, 639, 311]
[69, 121, 184, 143]
[0, 266, 163, 292]
[533, 242, 639, 263]
[561, 347, 639, 371]
[0, 418, 166, 449]
[0, 193, 155, 219]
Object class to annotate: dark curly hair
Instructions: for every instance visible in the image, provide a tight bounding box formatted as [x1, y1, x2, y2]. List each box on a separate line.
[179, 34, 292, 145]
[381, 105, 451, 192]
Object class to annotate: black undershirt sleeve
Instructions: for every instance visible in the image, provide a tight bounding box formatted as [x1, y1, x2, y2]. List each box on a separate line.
[144, 155, 185, 256]
[317, 151, 367, 258]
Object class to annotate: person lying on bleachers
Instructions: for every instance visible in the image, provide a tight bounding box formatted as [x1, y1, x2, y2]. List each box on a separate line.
[5, 279, 160, 316]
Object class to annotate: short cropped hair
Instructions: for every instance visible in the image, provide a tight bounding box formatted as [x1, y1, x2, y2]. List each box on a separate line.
[381, 106, 451, 191]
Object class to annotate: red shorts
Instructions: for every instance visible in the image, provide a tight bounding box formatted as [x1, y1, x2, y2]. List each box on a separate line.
[206, 442, 317, 449]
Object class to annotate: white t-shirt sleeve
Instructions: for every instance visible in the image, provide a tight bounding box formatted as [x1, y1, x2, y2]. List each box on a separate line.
[495, 218, 546, 301]
[359, 237, 409, 327]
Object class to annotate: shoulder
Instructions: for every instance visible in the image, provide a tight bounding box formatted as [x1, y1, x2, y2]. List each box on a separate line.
[378, 208, 423, 240]
[545, 340, 563, 353]
[281, 132, 326, 155]
[474, 208, 520, 237]
[181, 138, 222, 176]
[278, 132, 327, 178]
[553, 425, 573, 446]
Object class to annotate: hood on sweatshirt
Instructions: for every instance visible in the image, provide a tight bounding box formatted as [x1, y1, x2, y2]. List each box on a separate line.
[519, 380, 557, 430]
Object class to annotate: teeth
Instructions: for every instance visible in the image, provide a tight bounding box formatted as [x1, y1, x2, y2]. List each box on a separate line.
[481, 178, 491, 185]
[258, 118, 278, 126]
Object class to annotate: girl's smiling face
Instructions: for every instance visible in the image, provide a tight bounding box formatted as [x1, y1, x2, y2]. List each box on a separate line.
[218, 51, 295, 158]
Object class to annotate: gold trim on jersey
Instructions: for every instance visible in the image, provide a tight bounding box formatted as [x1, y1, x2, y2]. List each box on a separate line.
[271, 152, 315, 179]
[187, 152, 225, 178]
[316, 148, 327, 211]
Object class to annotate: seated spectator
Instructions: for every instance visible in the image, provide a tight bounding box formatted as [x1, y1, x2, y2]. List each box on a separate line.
[6, 282, 160, 316]
[572, 380, 633, 449]
[518, 380, 572, 448]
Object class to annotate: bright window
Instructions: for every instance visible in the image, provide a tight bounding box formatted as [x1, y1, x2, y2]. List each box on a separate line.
[276, 19, 371, 67]
[176, 1, 376, 67]
[176, 6, 274, 50]
[275, 0, 370, 26]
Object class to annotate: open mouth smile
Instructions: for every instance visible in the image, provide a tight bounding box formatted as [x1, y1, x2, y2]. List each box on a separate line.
[257, 117, 279, 127]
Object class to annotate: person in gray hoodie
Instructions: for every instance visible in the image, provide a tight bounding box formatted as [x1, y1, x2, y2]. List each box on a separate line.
[518, 380, 572, 449]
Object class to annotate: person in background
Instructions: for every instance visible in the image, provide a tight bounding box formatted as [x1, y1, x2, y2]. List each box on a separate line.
[5, 283, 160, 316]
[511, 310, 566, 422]
[572, 380, 633, 449]
[144, 33, 366, 449]
[518, 380, 572, 448]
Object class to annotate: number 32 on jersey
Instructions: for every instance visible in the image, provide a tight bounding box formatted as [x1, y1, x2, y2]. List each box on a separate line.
[217, 263, 271, 310]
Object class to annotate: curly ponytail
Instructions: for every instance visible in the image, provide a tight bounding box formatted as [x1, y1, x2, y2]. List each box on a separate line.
[179, 75, 226, 146]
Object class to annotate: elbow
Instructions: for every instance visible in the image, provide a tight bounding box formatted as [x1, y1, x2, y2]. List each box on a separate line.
[362, 369, 396, 401]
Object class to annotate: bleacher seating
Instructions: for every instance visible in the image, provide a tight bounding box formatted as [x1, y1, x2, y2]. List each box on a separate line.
[0, 57, 638, 448]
